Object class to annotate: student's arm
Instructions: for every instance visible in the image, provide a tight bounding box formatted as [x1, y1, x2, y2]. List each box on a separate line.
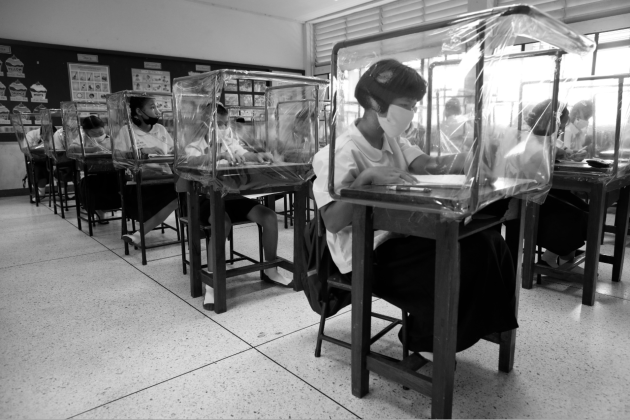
[408, 153, 469, 175]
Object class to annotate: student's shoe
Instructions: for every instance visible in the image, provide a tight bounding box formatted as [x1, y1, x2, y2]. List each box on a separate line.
[122, 233, 141, 246]
[541, 250, 559, 268]
[95, 210, 109, 225]
[262, 267, 293, 287]
[203, 284, 214, 311]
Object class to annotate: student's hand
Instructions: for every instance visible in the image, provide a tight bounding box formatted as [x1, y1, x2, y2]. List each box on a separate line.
[243, 151, 273, 163]
[219, 152, 244, 166]
[354, 167, 417, 187]
[568, 148, 588, 161]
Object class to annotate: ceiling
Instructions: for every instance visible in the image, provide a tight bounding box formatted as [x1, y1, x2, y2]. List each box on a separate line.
[191, 0, 392, 22]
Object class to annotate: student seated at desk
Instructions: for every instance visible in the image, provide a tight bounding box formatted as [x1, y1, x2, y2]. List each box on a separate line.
[25, 127, 50, 198]
[562, 100, 593, 158]
[183, 103, 291, 311]
[117, 97, 178, 245]
[509, 99, 589, 269]
[312, 59, 518, 361]
[74, 116, 119, 224]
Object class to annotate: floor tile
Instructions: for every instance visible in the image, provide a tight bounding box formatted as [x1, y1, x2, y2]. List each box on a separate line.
[77, 349, 357, 419]
[0, 196, 54, 220]
[0, 223, 108, 269]
[0, 251, 250, 419]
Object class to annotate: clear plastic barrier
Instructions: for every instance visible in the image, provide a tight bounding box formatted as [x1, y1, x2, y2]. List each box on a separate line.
[107, 91, 174, 176]
[10, 112, 46, 161]
[60, 101, 112, 170]
[172, 70, 329, 193]
[329, 4, 595, 218]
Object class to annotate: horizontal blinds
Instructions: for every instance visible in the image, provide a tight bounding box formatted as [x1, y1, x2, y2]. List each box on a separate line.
[497, 0, 630, 22]
[314, 0, 466, 67]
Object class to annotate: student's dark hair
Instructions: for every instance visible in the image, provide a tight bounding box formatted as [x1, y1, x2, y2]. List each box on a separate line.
[217, 103, 228, 116]
[526, 99, 569, 136]
[129, 96, 154, 126]
[569, 100, 593, 123]
[444, 98, 462, 118]
[355, 59, 426, 113]
[81, 115, 105, 131]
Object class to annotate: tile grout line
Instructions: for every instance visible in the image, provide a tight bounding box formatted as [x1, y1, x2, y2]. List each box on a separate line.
[251, 347, 363, 420]
[66, 347, 255, 419]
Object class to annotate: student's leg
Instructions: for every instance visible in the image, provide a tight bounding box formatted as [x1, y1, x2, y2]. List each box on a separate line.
[246, 204, 291, 286]
[124, 199, 178, 244]
[204, 213, 232, 310]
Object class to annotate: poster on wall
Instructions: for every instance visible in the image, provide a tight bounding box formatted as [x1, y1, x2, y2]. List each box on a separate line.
[5, 55, 25, 78]
[68, 63, 111, 110]
[131, 68, 172, 110]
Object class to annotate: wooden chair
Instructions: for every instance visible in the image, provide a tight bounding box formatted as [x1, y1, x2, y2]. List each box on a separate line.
[178, 192, 264, 275]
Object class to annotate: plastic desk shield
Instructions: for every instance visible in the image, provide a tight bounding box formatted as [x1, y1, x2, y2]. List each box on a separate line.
[60, 101, 113, 170]
[171, 70, 329, 194]
[329, 4, 595, 219]
[10, 112, 45, 161]
[551, 74, 630, 181]
[107, 91, 174, 175]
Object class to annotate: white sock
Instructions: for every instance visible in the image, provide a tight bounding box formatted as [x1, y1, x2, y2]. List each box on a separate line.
[264, 267, 292, 285]
[38, 187, 46, 196]
[542, 250, 559, 268]
[204, 284, 214, 305]
[95, 210, 105, 219]
[420, 352, 434, 362]
[124, 232, 141, 244]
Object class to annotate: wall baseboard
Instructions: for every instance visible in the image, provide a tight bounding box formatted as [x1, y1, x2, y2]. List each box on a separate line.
[0, 188, 30, 197]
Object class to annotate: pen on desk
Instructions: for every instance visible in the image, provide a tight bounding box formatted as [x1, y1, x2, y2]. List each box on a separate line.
[386, 185, 432, 193]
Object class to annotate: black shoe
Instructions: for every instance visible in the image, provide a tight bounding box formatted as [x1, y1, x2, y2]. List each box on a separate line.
[95, 212, 109, 225]
[203, 302, 214, 311]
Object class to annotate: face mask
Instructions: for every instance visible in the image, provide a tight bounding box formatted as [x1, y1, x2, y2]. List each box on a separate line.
[139, 110, 159, 126]
[574, 119, 588, 130]
[217, 127, 231, 139]
[377, 104, 415, 138]
[91, 134, 106, 143]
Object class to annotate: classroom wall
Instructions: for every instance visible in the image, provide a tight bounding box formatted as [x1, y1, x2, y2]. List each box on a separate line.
[0, 0, 305, 70]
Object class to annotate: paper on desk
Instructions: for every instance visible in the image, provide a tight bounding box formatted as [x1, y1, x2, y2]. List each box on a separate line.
[411, 174, 467, 187]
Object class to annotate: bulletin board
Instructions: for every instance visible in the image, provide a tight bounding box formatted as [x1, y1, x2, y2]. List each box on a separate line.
[0, 38, 303, 141]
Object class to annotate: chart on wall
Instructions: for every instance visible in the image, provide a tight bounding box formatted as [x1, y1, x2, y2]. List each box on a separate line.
[67, 63, 111, 110]
[131, 68, 172, 110]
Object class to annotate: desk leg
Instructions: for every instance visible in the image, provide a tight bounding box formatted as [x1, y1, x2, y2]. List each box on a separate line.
[584, 183, 606, 306]
[612, 186, 630, 282]
[75, 165, 82, 231]
[187, 181, 202, 298]
[521, 201, 539, 289]
[351, 205, 374, 398]
[432, 221, 459, 419]
[499, 199, 525, 373]
[210, 188, 227, 314]
[292, 185, 306, 292]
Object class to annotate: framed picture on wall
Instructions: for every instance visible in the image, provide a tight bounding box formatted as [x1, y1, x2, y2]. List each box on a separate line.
[239, 80, 252, 92]
[68, 63, 111, 109]
[224, 94, 239, 106]
[225, 79, 238, 92]
[240, 95, 253, 107]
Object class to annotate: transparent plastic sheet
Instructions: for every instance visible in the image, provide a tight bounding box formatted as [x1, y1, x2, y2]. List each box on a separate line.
[172, 70, 329, 194]
[551, 75, 630, 181]
[60, 101, 114, 172]
[107, 91, 174, 176]
[10, 112, 46, 161]
[329, 4, 595, 219]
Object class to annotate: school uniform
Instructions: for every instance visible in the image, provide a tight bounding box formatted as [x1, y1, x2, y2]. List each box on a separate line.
[312, 120, 518, 353]
[563, 122, 586, 150]
[25, 129, 49, 184]
[184, 132, 259, 224]
[115, 124, 177, 221]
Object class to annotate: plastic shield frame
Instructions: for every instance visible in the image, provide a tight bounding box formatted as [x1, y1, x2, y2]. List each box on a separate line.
[172, 70, 329, 195]
[328, 4, 595, 219]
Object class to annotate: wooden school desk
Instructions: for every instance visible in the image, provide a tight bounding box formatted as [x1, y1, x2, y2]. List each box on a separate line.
[180, 161, 309, 313]
[340, 182, 527, 419]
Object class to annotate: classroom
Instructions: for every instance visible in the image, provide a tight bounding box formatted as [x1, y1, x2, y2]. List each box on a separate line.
[1, 0, 630, 418]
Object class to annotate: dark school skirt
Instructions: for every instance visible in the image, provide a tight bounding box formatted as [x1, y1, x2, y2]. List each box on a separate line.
[32, 160, 49, 184]
[372, 230, 518, 353]
[123, 183, 177, 222]
[198, 196, 259, 225]
[537, 189, 589, 256]
[80, 173, 121, 212]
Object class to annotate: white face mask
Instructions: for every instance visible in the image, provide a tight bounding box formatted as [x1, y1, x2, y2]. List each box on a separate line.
[574, 119, 588, 131]
[377, 104, 415, 138]
[91, 134, 106, 143]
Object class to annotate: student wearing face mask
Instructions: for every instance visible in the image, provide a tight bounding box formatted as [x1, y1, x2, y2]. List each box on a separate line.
[561, 100, 593, 160]
[183, 103, 291, 311]
[115, 96, 179, 246]
[312, 59, 518, 361]
[25, 127, 50, 199]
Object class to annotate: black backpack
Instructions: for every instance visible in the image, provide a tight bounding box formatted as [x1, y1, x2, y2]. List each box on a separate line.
[301, 216, 351, 318]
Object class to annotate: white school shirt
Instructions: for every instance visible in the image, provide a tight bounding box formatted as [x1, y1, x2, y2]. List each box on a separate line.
[53, 128, 65, 151]
[184, 128, 248, 158]
[25, 129, 41, 148]
[114, 123, 174, 175]
[562, 122, 585, 150]
[312, 120, 425, 274]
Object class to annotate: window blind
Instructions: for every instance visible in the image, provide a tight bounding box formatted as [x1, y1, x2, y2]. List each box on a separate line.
[313, 0, 466, 67]
[496, 0, 630, 23]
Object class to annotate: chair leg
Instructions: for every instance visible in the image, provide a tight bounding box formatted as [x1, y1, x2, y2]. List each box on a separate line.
[229, 229, 234, 264]
[180, 220, 188, 275]
[284, 194, 288, 229]
[401, 311, 409, 359]
[314, 300, 329, 358]
[289, 193, 294, 227]
[258, 225, 264, 279]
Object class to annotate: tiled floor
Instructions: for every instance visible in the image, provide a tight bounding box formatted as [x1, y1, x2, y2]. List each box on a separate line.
[1, 195, 629, 419]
